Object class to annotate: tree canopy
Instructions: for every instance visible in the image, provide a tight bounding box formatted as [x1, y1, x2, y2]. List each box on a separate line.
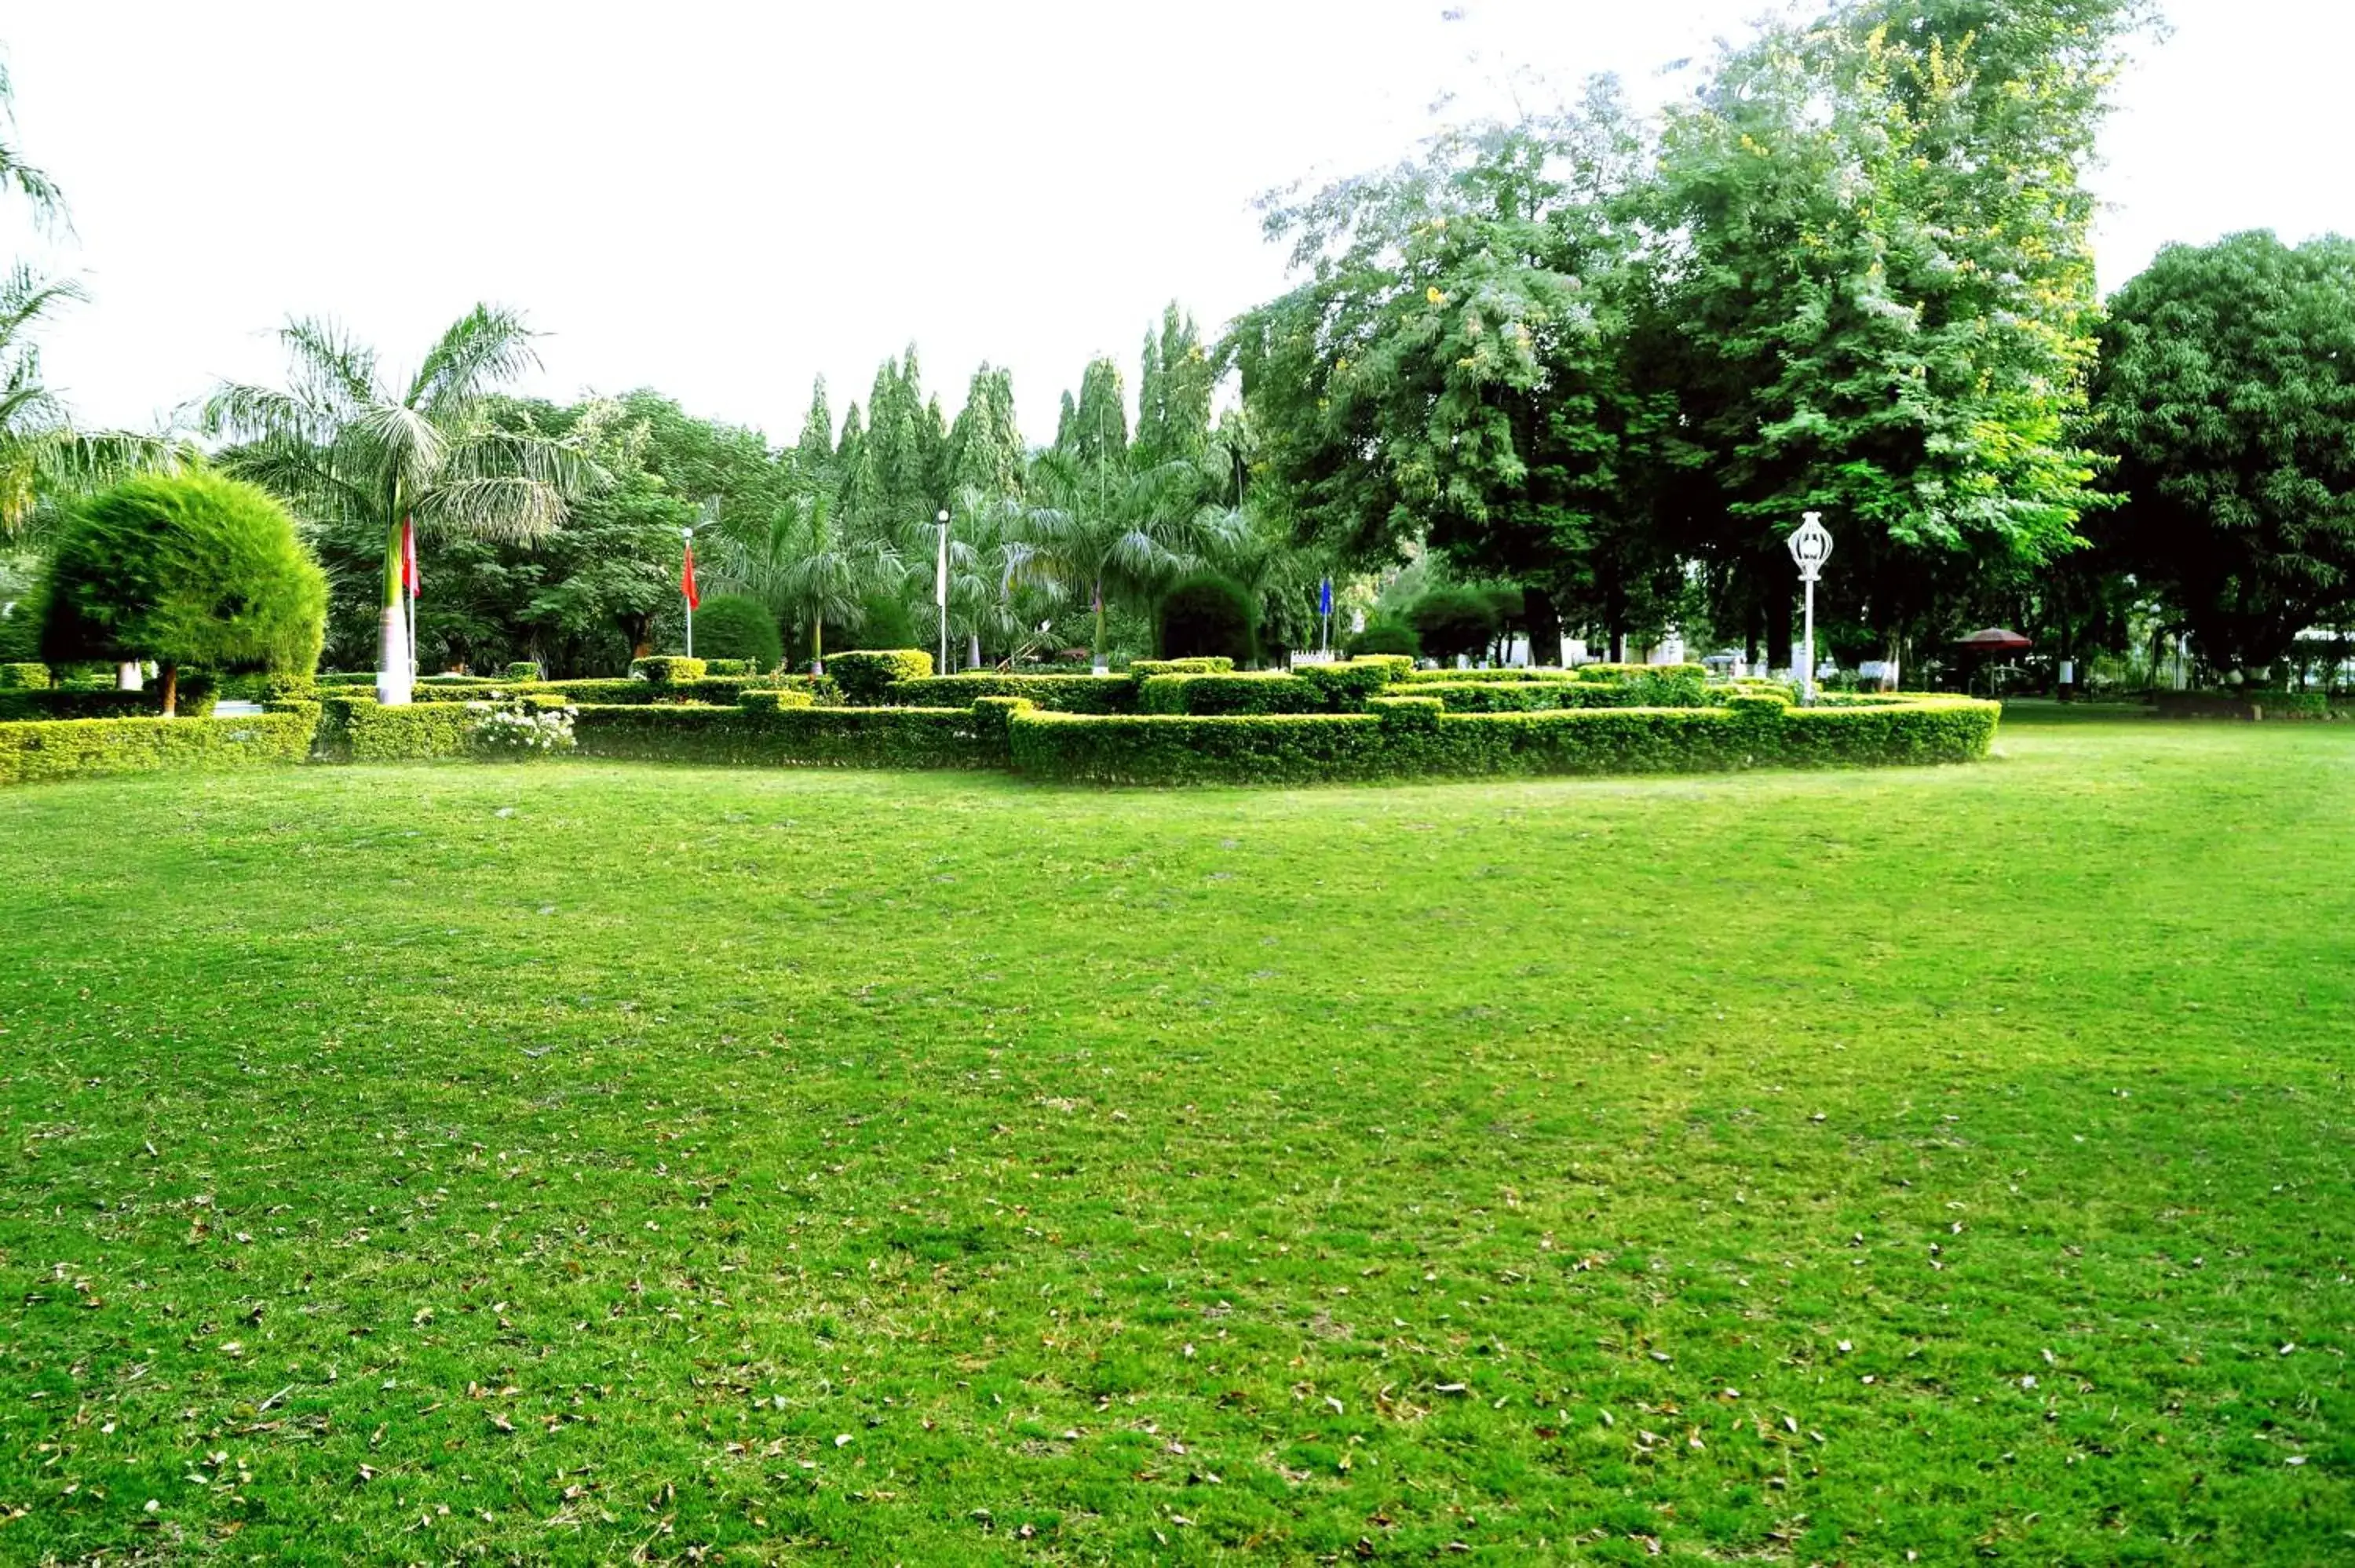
[2091, 231, 2355, 673]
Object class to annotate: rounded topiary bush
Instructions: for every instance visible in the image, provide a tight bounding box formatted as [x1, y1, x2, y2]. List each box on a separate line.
[41, 470, 327, 713]
[1156, 572, 1258, 664]
[688, 593, 783, 671]
[1409, 588, 1501, 664]
[1347, 620, 1421, 659]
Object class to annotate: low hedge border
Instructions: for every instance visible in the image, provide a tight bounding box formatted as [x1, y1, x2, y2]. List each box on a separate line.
[316, 695, 481, 762]
[2150, 689, 2338, 721]
[569, 701, 991, 770]
[0, 710, 312, 787]
[0, 678, 218, 722]
[404, 674, 842, 707]
[827, 650, 935, 705]
[1136, 658, 1419, 715]
[1004, 692, 1997, 785]
[884, 673, 1137, 713]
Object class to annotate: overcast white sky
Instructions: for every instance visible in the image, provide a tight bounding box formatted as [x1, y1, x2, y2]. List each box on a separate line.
[5, 1, 2350, 447]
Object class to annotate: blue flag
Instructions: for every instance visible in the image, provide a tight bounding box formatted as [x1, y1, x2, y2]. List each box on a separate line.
[1318, 577, 1333, 617]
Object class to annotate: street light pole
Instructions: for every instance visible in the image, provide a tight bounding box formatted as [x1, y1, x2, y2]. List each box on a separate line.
[935, 509, 950, 675]
[681, 525, 695, 659]
[1786, 511, 1833, 706]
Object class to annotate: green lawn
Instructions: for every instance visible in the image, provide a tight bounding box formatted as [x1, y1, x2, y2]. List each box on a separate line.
[0, 709, 2348, 1564]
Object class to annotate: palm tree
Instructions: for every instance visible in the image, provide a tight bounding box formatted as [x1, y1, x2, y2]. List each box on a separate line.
[205, 307, 595, 702]
[1010, 447, 1244, 669]
[721, 490, 895, 676]
[0, 60, 64, 227]
[0, 266, 187, 570]
[941, 483, 1033, 669]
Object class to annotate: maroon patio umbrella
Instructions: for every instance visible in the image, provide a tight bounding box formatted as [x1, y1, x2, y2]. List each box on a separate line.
[1955, 627, 2033, 653]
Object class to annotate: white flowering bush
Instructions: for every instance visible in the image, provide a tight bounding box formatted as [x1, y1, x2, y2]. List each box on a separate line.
[471, 698, 579, 756]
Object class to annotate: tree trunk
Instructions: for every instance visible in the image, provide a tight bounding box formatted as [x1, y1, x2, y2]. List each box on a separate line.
[116, 661, 143, 691]
[968, 632, 981, 670]
[1523, 586, 1562, 665]
[811, 614, 825, 676]
[376, 519, 413, 706]
[1765, 575, 1795, 672]
[159, 662, 178, 718]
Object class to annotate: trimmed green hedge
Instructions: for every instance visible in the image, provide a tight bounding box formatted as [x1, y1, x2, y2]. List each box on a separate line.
[570, 702, 990, 770]
[405, 674, 842, 707]
[2151, 689, 2338, 721]
[316, 695, 480, 761]
[1, 662, 52, 689]
[630, 656, 706, 684]
[827, 649, 934, 705]
[0, 677, 218, 722]
[1004, 693, 1998, 786]
[884, 673, 1136, 713]
[1127, 657, 1233, 679]
[0, 710, 312, 787]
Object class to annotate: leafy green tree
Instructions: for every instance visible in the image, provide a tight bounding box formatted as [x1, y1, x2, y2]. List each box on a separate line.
[947, 364, 1024, 500]
[1229, 96, 1657, 659]
[41, 470, 327, 713]
[1410, 587, 1501, 665]
[1644, 0, 2145, 669]
[206, 308, 596, 702]
[1134, 304, 1213, 466]
[1058, 356, 1129, 469]
[794, 377, 835, 485]
[2090, 231, 2355, 674]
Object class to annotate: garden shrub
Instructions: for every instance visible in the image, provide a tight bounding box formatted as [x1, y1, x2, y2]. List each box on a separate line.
[0, 673, 217, 722]
[736, 687, 817, 713]
[1, 662, 51, 688]
[1408, 589, 1501, 663]
[630, 655, 706, 685]
[1398, 666, 1580, 683]
[687, 593, 783, 672]
[1141, 672, 1320, 715]
[39, 470, 327, 715]
[315, 695, 479, 761]
[473, 698, 579, 757]
[506, 661, 542, 681]
[316, 671, 378, 687]
[570, 701, 991, 770]
[2150, 688, 2335, 721]
[0, 710, 312, 787]
[1127, 657, 1233, 680]
[882, 673, 1135, 713]
[828, 649, 934, 705]
[1156, 573, 1258, 664]
[1005, 695, 1998, 786]
[1346, 621, 1420, 658]
[702, 658, 753, 676]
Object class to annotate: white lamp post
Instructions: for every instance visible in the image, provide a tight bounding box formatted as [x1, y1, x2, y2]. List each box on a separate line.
[1786, 510, 1833, 706]
[934, 509, 950, 674]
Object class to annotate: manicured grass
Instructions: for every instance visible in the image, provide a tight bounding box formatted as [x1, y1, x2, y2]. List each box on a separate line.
[0, 709, 2348, 1563]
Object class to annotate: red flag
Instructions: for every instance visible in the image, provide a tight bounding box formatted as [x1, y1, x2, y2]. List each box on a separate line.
[681, 539, 701, 611]
[400, 516, 421, 600]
